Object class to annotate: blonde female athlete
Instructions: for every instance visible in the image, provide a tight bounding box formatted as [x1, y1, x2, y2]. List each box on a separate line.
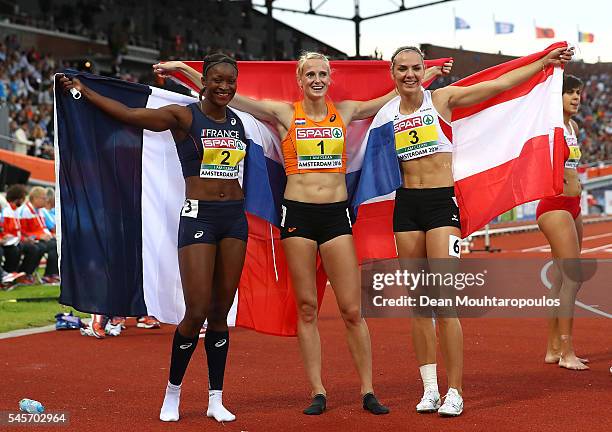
[388, 45, 573, 417]
[154, 54, 451, 415]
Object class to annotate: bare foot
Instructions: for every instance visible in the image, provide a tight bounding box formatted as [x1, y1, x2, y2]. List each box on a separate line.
[559, 355, 590, 370]
[545, 351, 589, 364]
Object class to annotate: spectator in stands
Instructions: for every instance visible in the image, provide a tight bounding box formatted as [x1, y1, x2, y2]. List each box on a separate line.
[1, 185, 44, 285]
[38, 82, 53, 105]
[17, 186, 59, 284]
[39, 187, 56, 233]
[0, 74, 7, 101]
[11, 120, 31, 155]
[0, 245, 26, 289]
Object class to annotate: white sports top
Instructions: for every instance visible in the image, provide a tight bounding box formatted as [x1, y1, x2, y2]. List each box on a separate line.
[393, 90, 453, 161]
[564, 122, 581, 170]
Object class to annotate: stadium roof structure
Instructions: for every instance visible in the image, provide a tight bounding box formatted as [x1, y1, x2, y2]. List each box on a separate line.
[253, 0, 456, 58]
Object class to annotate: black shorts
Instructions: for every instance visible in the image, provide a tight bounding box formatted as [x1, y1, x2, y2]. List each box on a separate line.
[178, 199, 248, 248]
[393, 187, 461, 232]
[280, 199, 352, 245]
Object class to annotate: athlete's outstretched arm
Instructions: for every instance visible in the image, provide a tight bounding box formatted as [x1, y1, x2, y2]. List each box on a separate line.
[435, 47, 573, 111]
[154, 61, 203, 89]
[153, 61, 292, 124]
[337, 60, 454, 123]
[59, 75, 183, 132]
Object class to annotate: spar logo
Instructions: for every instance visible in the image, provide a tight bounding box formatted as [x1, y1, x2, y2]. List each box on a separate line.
[202, 137, 242, 148]
[296, 127, 343, 140]
[423, 114, 434, 125]
[394, 116, 423, 133]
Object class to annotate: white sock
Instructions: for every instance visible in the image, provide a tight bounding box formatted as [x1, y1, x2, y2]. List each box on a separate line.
[207, 390, 236, 422]
[159, 382, 181, 422]
[419, 364, 438, 393]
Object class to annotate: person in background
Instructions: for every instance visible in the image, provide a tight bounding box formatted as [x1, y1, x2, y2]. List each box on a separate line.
[17, 186, 59, 284]
[537, 74, 589, 371]
[0, 243, 26, 289]
[1, 184, 43, 285]
[12, 120, 31, 154]
[38, 187, 56, 234]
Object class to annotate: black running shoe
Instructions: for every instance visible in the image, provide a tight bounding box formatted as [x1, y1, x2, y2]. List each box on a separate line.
[363, 393, 390, 415]
[303, 394, 327, 415]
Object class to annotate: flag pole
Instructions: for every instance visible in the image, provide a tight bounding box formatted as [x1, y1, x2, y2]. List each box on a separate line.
[493, 13, 495, 36]
[453, 7, 456, 45]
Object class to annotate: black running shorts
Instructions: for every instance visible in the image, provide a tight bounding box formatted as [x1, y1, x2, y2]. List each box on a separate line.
[178, 199, 248, 248]
[393, 187, 461, 232]
[280, 199, 352, 245]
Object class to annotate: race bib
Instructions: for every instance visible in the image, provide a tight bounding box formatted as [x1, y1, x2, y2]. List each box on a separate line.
[181, 199, 198, 218]
[565, 145, 581, 169]
[394, 114, 439, 161]
[295, 127, 344, 169]
[200, 137, 246, 179]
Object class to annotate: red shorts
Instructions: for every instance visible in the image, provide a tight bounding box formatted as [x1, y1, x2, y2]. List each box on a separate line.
[536, 195, 581, 220]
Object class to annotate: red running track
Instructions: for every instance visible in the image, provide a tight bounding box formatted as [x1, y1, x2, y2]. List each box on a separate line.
[1, 222, 611, 431]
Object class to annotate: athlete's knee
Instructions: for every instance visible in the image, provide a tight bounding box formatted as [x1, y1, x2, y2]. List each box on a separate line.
[183, 306, 208, 327]
[339, 304, 362, 327]
[437, 316, 461, 329]
[207, 308, 229, 331]
[297, 301, 318, 324]
[412, 316, 434, 330]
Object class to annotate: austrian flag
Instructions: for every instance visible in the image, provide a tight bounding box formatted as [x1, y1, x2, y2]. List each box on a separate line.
[450, 42, 566, 235]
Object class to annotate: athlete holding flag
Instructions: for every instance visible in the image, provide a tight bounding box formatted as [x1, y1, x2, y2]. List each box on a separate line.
[388, 45, 573, 417]
[61, 53, 248, 423]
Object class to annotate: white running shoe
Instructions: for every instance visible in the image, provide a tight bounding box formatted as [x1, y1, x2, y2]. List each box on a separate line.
[438, 388, 463, 417]
[105, 321, 122, 336]
[416, 388, 441, 413]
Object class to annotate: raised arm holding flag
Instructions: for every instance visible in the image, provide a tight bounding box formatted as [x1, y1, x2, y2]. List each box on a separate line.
[352, 43, 573, 418]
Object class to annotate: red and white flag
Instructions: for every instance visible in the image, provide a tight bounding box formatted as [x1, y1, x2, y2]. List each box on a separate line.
[451, 42, 566, 236]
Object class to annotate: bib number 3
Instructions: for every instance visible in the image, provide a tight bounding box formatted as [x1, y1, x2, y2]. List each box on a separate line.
[181, 199, 198, 218]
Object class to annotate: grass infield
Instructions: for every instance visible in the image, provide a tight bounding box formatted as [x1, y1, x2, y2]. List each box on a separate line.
[0, 284, 87, 333]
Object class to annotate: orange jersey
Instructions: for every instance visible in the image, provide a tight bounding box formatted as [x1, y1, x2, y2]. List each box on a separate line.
[282, 101, 347, 175]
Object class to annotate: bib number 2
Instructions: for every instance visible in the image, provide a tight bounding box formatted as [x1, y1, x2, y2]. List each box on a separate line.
[220, 151, 231, 165]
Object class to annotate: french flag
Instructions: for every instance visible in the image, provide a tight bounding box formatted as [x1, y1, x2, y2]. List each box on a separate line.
[54, 71, 286, 329]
